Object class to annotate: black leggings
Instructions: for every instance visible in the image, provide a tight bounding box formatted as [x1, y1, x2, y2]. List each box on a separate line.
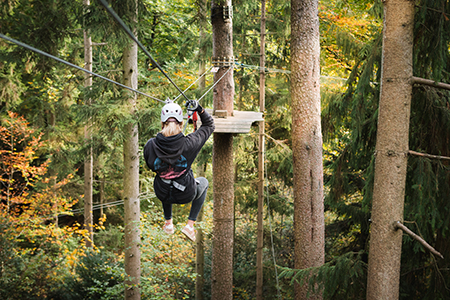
[162, 177, 208, 221]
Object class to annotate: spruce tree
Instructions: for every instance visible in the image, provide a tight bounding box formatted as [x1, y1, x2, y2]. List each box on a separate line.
[321, 0, 450, 298]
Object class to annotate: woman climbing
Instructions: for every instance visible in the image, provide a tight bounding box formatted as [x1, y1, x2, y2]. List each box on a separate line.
[143, 99, 214, 242]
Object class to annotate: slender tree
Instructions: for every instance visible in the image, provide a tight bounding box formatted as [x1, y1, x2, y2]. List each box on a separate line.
[122, 0, 141, 298]
[290, 0, 324, 298]
[256, 0, 266, 298]
[83, 0, 94, 248]
[366, 0, 414, 299]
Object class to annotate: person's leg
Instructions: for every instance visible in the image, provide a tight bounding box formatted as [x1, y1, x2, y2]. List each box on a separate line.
[183, 178, 208, 242]
[187, 177, 208, 222]
[162, 201, 173, 220]
[161, 201, 174, 234]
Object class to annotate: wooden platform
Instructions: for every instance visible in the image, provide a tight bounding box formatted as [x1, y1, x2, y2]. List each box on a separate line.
[195, 109, 264, 134]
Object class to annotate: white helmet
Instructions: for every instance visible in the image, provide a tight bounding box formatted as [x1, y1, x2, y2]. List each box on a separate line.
[161, 98, 183, 123]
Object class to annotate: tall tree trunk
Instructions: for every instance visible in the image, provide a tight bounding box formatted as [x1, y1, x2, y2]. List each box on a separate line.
[83, 0, 94, 248]
[211, 0, 235, 299]
[366, 1, 414, 299]
[256, 0, 266, 298]
[123, 1, 141, 299]
[290, 0, 324, 299]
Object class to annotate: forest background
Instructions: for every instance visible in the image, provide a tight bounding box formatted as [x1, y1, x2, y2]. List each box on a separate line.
[1, 0, 450, 299]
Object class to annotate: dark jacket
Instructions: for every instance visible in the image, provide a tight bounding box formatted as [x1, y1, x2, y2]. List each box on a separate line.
[143, 110, 215, 204]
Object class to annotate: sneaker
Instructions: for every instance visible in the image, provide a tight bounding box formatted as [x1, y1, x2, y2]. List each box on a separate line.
[182, 225, 196, 242]
[163, 223, 174, 234]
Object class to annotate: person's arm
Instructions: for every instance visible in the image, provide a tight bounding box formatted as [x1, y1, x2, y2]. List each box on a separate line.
[197, 108, 215, 133]
[143, 138, 155, 171]
[184, 102, 215, 154]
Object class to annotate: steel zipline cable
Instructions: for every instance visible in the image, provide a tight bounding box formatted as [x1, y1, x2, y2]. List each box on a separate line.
[0, 33, 165, 103]
[173, 65, 213, 102]
[197, 65, 233, 103]
[2, 1, 236, 108]
[98, 0, 190, 102]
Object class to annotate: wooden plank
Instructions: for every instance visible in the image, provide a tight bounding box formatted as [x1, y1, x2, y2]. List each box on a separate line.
[192, 109, 263, 133]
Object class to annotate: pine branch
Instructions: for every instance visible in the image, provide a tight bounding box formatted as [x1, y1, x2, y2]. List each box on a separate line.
[412, 76, 450, 91]
[394, 221, 444, 259]
[408, 150, 450, 161]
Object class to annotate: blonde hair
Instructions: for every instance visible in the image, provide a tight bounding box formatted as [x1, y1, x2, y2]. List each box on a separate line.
[161, 121, 183, 137]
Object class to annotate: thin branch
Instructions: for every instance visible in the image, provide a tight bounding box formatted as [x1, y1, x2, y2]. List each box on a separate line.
[412, 76, 450, 91]
[408, 150, 450, 161]
[264, 133, 290, 150]
[394, 221, 444, 259]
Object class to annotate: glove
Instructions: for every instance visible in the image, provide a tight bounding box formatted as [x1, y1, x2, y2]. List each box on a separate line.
[185, 100, 203, 113]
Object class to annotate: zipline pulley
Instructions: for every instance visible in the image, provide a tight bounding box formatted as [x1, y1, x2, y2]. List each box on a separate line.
[184, 99, 200, 133]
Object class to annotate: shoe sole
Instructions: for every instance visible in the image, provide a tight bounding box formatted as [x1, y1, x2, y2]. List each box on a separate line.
[182, 227, 196, 242]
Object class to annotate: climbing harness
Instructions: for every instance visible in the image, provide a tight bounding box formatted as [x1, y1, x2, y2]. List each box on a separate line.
[160, 178, 186, 192]
[159, 171, 190, 202]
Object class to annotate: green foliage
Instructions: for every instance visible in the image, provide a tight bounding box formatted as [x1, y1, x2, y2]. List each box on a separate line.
[58, 250, 124, 300]
[279, 251, 367, 299]
[232, 215, 295, 299]
[140, 207, 200, 299]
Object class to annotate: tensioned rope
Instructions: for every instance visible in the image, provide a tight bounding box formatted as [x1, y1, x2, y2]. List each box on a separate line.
[173, 65, 213, 102]
[235, 61, 349, 81]
[61, 192, 155, 216]
[99, 0, 190, 102]
[99, 0, 234, 106]
[1, 32, 228, 107]
[198, 65, 234, 103]
[182, 65, 233, 134]
[0, 33, 165, 103]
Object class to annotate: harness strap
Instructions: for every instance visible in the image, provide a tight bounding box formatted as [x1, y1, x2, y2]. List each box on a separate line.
[160, 178, 187, 192]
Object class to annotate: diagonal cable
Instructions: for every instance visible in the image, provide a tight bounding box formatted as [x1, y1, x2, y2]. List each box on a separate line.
[98, 0, 190, 102]
[0, 33, 164, 103]
[173, 65, 214, 101]
[197, 65, 234, 103]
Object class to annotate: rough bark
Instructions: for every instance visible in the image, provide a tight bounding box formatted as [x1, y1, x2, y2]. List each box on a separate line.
[211, 0, 234, 116]
[123, 1, 141, 299]
[366, 1, 414, 299]
[290, 0, 324, 299]
[83, 0, 94, 248]
[211, 1, 235, 298]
